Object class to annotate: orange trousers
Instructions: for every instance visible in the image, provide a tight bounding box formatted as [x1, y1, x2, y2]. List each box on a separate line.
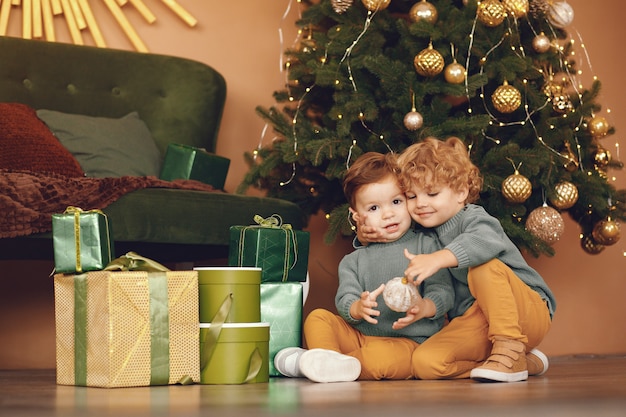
[412, 259, 552, 379]
[303, 308, 419, 380]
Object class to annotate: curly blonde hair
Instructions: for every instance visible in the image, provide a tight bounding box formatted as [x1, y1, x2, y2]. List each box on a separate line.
[397, 136, 483, 204]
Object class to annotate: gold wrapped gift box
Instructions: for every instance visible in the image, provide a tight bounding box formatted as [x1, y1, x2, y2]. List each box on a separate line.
[54, 270, 199, 388]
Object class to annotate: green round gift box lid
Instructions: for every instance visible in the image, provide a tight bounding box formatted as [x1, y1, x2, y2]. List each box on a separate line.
[194, 267, 261, 285]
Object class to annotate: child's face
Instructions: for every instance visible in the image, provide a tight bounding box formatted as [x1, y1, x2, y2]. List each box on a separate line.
[405, 181, 468, 228]
[350, 175, 412, 242]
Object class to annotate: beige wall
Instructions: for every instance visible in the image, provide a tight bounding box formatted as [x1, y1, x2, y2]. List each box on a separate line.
[1, 0, 625, 369]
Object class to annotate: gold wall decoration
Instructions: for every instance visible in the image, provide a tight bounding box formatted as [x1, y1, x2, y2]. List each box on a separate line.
[0, 0, 197, 52]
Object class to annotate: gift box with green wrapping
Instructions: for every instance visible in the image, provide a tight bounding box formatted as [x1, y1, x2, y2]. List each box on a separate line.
[260, 282, 303, 376]
[52, 206, 114, 274]
[159, 143, 230, 190]
[53, 252, 200, 388]
[228, 215, 310, 283]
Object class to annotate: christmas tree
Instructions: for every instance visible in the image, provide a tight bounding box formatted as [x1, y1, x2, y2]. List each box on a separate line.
[237, 0, 625, 257]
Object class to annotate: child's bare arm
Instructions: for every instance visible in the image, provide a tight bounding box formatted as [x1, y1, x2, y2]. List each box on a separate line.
[349, 283, 385, 324]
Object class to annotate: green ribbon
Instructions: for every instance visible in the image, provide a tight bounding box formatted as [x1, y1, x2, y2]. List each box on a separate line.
[73, 274, 88, 386]
[200, 293, 232, 371]
[64, 206, 111, 273]
[148, 272, 170, 386]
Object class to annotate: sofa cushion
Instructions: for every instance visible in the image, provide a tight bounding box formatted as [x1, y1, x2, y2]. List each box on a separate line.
[0, 103, 85, 177]
[36, 110, 163, 178]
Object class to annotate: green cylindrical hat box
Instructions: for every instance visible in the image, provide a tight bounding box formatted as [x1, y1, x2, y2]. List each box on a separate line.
[194, 267, 261, 323]
[200, 323, 270, 384]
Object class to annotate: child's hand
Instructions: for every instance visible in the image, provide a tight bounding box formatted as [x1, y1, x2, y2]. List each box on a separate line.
[350, 283, 385, 324]
[391, 293, 436, 330]
[353, 212, 388, 244]
[403, 248, 457, 285]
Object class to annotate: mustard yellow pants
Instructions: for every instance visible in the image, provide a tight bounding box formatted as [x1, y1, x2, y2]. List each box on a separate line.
[303, 308, 419, 380]
[412, 259, 552, 379]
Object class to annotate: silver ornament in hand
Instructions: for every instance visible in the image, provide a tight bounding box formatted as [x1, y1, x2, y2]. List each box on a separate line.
[383, 276, 420, 312]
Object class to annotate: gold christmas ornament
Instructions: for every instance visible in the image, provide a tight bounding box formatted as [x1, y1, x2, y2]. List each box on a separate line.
[403, 110, 424, 131]
[414, 43, 445, 77]
[477, 0, 507, 27]
[588, 115, 610, 137]
[592, 217, 621, 246]
[383, 277, 421, 312]
[502, 0, 529, 18]
[492, 80, 522, 114]
[548, 0, 574, 28]
[581, 233, 605, 255]
[444, 61, 466, 84]
[502, 169, 532, 204]
[594, 146, 612, 168]
[409, 0, 438, 24]
[332, 0, 354, 14]
[529, 0, 550, 18]
[552, 94, 573, 114]
[532, 32, 552, 53]
[526, 204, 565, 245]
[361, 0, 391, 12]
[550, 181, 578, 210]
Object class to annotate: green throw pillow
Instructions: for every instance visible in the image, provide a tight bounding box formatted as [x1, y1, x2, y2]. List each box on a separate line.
[37, 110, 162, 178]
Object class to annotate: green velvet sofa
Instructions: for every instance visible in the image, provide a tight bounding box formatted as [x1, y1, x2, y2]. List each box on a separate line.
[0, 36, 305, 264]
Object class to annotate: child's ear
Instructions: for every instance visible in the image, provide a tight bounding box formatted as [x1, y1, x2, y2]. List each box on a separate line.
[349, 207, 358, 220]
[458, 187, 470, 204]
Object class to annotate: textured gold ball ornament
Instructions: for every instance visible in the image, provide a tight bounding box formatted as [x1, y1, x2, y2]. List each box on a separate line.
[594, 145, 612, 168]
[477, 0, 507, 27]
[548, 0, 574, 28]
[404, 109, 424, 131]
[409, 0, 438, 23]
[532, 32, 552, 53]
[502, 0, 529, 18]
[332, 0, 354, 14]
[501, 169, 532, 203]
[383, 277, 421, 312]
[492, 80, 522, 114]
[444, 60, 466, 84]
[588, 115, 610, 138]
[414, 43, 445, 77]
[549, 181, 578, 210]
[592, 217, 621, 246]
[361, 0, 391, 11]
[525, 204, 565, 245]
[581, 233, 605, 255]
[552, 94, 573, 114]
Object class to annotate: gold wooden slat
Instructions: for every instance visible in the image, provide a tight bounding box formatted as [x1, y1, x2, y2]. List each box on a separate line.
[129, 0, 155, 24]
[60, 0, 83, 44]
[160, 0, 196, 27]
[115, 0, 127, 6]
[11, 0, 21, 6]
[78, 0, 105, 47]
[32, 0, 42, 38]
[41, 0, 55, 41]
[69, 0, 85, 30]
[0, 0, 11, 36]
[50, 0, 61, 14]
[22, 0, 31, 38]
[103, 0, 147, 52]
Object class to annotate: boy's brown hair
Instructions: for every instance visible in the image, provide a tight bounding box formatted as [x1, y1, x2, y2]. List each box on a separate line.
[343, 152, 400, 208]
[397, 136, 483, 204]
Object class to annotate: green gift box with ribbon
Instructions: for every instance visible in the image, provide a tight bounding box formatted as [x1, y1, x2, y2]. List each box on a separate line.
[52, 206, 114, 274]
[159, 143, 230, 190]
[53, 252, 200, 388]
[261, 282, 303, 376]
[227, 215, 310, 283]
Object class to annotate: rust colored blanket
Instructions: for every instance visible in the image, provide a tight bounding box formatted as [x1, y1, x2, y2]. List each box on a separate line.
[0, 169, 217, 238]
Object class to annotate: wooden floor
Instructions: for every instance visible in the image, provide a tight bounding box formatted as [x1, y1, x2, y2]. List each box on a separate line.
[2, 355, 626, 417]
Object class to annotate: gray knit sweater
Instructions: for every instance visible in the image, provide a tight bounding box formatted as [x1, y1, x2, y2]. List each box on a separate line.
[418, 204, 557, 320]
[336, 229, 454, 344]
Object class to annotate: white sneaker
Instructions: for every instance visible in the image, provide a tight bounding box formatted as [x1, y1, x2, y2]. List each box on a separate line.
[298, 348, 361, 383]
[274, 347, 307, 377]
